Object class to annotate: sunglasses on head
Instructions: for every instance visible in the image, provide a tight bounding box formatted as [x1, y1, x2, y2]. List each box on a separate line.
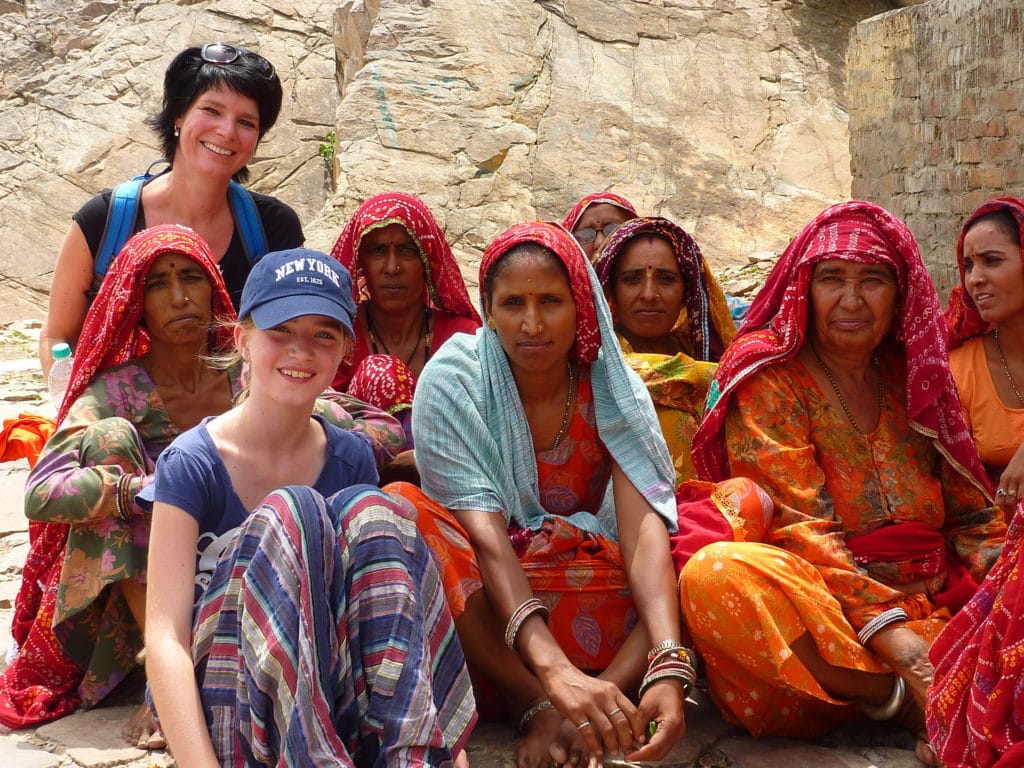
[200, 43, 276, 79]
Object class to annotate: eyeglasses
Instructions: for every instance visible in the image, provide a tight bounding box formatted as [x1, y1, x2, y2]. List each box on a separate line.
[574, 222, 621, 245]
[200, 43, 276, 80]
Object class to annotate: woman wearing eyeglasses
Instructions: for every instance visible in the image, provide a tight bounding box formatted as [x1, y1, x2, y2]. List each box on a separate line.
[39, 43, 303, 375]
[562, 192, 638, 262]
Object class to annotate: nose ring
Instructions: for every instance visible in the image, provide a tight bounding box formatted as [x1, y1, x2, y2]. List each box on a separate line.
[537, 322, 544, 333]
[184, 296, 191, 303]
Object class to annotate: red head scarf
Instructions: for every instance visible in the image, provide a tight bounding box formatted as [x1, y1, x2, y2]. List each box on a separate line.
[58, 224, 236, 424]
[945, 197, 1024, 348]
[480, 221, 600, 364]
[692, 200, 990, 497]
[593, 216, 736, 361]
[561, 192, 638, 233]
[330, 191, 480, 322]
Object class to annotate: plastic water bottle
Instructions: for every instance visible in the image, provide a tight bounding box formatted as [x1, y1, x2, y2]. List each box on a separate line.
[48, 342, 74, 413]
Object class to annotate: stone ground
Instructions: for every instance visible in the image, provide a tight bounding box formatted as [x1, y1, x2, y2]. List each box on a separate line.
[0, 319, 927, 768]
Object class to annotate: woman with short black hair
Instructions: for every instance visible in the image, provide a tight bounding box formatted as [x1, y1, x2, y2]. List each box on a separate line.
[40, 43, 303, 374]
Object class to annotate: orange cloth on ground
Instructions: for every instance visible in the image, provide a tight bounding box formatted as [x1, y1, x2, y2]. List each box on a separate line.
[949, 335, 1024, 472]
[0, 413, 56, 468]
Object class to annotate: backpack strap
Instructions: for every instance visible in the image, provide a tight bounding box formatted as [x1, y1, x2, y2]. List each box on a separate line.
[94, 176, 147, 279]
[93, 174, 268, 282]
[227, 180, 269, 265]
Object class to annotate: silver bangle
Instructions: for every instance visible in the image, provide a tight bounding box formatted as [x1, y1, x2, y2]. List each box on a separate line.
[861, 675, 905, 720]
[518, 699, 554, 734]
[857, 607, 908, 645]
[504, 597, 549, 651]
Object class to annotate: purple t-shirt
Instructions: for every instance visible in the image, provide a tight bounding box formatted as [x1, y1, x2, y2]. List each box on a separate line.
[148, 414, 377, 594]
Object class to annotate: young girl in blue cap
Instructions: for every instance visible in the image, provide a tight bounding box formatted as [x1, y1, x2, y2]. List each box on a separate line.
[144, 248, 476, 767]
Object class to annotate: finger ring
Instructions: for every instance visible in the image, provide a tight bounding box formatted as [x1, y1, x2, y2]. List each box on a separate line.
[608, 707, 623, 717]
[577, 720, 592, 730]
[997, 489, 1007, 497]
[1009, 490, 1018, 496]
[569, 755, 581, 766]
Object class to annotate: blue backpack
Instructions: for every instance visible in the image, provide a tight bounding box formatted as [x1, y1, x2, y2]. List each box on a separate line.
[93, 171, 269, 280]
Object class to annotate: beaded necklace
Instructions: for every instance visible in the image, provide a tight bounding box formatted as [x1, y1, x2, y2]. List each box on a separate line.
[994, 327, 1024, 406]
[550, 363, 577, 451]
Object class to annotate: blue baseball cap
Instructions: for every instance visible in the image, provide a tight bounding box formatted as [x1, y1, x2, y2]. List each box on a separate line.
[238, 248, 355, 332]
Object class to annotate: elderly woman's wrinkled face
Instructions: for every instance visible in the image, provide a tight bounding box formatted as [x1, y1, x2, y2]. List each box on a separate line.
[612, 235, 684, 341]
[485, 248, 577, 377]
[808, 259, 898, 356]
[574, 203, 633, 262]
[143, 253, 214, 345]
[358, 223, 426, 315]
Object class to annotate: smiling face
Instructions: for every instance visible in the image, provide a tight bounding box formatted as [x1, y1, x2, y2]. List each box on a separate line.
[808, 259, 899, 357]
[237, 315, 349, 407]
[142, 253, 214, 346]
[485, 247, 577, 379]
[611, 235, 685, 342]
[173, 83, 261, 181]
[573, 203, 634, 261]
[962, 217, 1024, 325]
[357, 223, 427, 315]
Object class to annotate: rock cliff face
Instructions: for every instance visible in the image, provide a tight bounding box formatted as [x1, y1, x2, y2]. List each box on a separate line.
[1, 0, 905, 319]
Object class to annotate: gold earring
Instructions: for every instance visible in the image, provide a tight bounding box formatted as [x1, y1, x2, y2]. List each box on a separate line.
[487, 316, 496, 330]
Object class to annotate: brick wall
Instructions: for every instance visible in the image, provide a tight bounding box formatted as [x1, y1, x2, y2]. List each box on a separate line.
[848, 0, 1024, 297]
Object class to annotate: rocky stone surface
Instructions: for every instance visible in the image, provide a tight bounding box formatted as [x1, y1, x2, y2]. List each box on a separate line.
[0, 318, 931, 767]
[1, 0, 912, 322]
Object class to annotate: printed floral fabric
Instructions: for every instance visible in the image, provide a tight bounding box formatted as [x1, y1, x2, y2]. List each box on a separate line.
[681, 540, 945, 737]
[619, 350, 717, 485]
[722, 354, 1004, 633]
[24, 363, 200, 705]
[929, 502, 1024, 768]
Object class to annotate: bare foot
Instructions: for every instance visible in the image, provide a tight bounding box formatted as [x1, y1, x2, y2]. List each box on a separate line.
[121, 701, 166, 750]
[516, 708, 587, 768]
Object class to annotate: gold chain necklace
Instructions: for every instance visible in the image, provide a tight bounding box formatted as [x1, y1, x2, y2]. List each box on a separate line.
[550, 363, 577, 451]
[994, 327, 1024, 405]
[810, 345, 883, 436]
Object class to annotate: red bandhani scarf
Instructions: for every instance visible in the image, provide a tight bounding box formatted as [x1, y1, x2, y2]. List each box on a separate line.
[329, 191, 480, 323]
[346, 354, 416, 414]
[691, 200, 991, 499]
[59, 224, 236, 423]
[480, 221, 600, 364]
[593, 216, 736, 362]
[945, 196, 1024, 348]
[0, 225, 235, 730]
[929, 503, 1024, 767]
[561, 192, 638, 233]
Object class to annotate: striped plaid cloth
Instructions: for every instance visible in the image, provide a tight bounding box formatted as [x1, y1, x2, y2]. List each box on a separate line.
[191, 484, 476, 767]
